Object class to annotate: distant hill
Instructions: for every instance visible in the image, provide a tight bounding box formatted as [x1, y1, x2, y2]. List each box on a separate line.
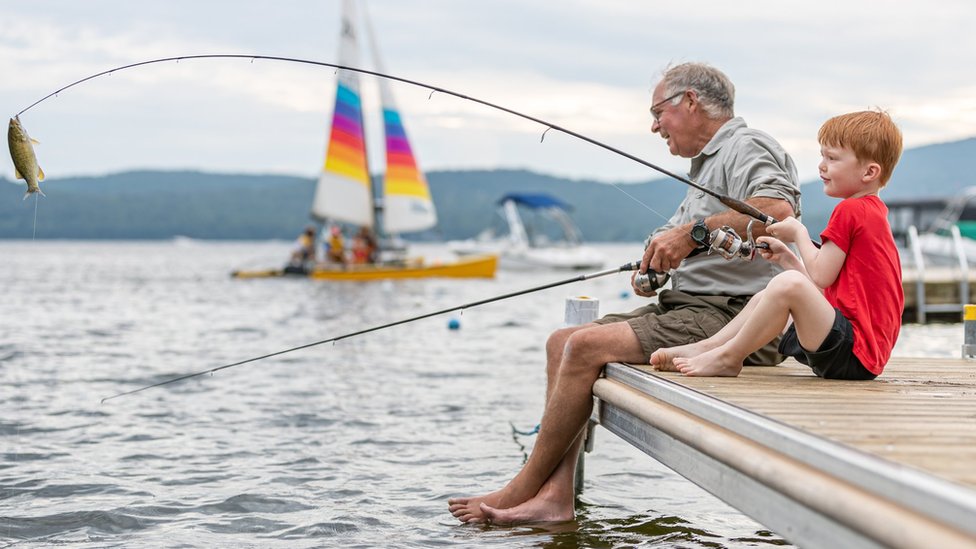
[2, 137, 974, 241]
[0, 169, 688, 241]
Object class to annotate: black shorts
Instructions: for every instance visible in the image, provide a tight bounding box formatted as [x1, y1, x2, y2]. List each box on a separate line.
[777, 309, 876, 380]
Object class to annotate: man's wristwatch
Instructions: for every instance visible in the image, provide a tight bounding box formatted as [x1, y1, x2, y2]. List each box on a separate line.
[690, 218, 710, 247]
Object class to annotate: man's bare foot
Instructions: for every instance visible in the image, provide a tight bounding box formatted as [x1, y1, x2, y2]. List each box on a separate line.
[673, 347, 743, 377]
[479, 491, 574, 525]
[650, 341, 709, 371]
[449, 490, 512, 524]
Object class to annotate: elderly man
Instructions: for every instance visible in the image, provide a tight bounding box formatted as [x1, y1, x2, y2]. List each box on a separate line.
[449, 62, 801, 524]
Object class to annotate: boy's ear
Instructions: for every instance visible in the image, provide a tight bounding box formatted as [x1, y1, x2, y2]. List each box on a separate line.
[862, 162, 882, 183]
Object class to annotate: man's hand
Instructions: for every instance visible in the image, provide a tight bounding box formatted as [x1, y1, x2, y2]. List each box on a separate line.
[630, 271, 657, 297]
[640, 223, 698, 275]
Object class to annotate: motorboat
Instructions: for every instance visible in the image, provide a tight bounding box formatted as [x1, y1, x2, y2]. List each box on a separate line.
[448, 193, 605, 270]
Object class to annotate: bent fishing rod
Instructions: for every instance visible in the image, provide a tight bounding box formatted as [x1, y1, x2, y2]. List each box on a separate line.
[17, 53, 778, 226]
[101, 260, 651, 402]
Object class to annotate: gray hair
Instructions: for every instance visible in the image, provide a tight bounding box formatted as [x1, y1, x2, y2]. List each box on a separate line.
[660, 62, 735, 119]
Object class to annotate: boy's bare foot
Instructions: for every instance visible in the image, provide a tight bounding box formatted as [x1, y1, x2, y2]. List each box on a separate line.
[479, 491, 574, 525]
[673, 347, 743, 377]
[650, 341, 709, 371]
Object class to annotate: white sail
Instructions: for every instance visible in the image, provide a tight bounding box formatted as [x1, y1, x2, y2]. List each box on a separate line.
[310, 0, 374, 227]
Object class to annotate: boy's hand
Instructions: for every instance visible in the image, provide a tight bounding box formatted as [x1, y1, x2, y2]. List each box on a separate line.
[757, 236, 803, 271]
[765, 217, 808, 244]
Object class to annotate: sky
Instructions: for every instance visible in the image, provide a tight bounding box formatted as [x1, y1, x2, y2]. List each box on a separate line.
[2, 0, 975, 185]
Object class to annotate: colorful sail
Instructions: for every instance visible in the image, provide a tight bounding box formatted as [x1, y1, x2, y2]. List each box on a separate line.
[310, 0, 374, 227]
[363, 5, 437, 234]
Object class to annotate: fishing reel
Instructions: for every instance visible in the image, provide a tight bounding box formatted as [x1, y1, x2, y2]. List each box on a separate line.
[634, 269, 671, 293]
[704, 220, 767, 261]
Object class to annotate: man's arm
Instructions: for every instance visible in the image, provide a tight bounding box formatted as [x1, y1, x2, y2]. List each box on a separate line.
[641, 196, 795, 274]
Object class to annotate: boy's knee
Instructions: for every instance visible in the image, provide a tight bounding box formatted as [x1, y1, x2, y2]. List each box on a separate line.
[768, 270, 811, 296]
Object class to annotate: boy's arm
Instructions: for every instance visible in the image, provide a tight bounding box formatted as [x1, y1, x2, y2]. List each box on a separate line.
[766, 217, 846, 289]
[793, 238, 846, 289]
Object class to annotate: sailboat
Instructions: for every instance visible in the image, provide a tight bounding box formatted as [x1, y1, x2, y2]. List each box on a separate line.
[232, 0, 496, 280]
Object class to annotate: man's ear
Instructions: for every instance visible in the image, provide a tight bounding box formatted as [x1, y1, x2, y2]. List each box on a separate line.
[684, 89, 698, 111]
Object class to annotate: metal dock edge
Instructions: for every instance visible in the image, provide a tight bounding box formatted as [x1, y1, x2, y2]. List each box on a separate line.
[591, 362, 976, 549]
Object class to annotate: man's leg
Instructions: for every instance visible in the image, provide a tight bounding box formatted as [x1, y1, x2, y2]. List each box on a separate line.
[675, 271, 835, 376]
[448, 321, 644, 523]
[545, 324, 591, 400]
[480, 431, 585, 524]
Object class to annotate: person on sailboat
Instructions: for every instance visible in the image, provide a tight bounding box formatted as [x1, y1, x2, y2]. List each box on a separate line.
[289, 225, 317, 269]
[449, 62, 801, 525]
[324, 224, 346, 264]
[350, 226, 378, 264]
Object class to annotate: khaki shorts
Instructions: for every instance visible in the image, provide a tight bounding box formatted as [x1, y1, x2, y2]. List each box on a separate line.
[594, 289, 783, 365]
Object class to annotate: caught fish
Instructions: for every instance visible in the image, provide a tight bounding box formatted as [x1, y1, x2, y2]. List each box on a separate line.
[7, 116, 45, 198]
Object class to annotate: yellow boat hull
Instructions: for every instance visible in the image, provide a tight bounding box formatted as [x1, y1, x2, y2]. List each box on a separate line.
[231, 254, 497, 280]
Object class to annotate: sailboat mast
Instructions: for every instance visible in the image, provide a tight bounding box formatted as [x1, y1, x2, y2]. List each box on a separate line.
[359, 1, 383, 234]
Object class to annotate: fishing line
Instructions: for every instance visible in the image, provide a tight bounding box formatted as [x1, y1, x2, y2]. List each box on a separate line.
[32, 194, 39, 240]
[16, 54, 768, 226]
[101, 260, 642, 402]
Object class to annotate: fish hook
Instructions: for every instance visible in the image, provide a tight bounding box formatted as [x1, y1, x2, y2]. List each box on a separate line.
[540, 126, 552, 143]
[428, 89, 436, 100]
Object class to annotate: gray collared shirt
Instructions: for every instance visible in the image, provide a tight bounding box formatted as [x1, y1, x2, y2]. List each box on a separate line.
[652, 117, 801, 296]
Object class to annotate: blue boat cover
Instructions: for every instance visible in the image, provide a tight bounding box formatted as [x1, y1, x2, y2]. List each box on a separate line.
[497, 193, 572, 210]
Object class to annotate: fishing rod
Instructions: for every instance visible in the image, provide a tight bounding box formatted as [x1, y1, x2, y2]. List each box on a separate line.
[101, 260, 657, 402]
[16, 53, 778, 226]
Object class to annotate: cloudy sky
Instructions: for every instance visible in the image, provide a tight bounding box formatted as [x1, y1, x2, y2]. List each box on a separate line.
[2, 1, 974, 185]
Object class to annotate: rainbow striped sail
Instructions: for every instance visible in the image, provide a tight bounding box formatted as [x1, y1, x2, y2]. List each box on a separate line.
[311, 0, 436, 235]
[311, 0, 373, 227]
[373, 70, 436, 233]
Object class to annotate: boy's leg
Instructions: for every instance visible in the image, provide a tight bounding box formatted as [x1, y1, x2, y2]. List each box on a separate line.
[675, 271, 835, 376]
[651, 290, 766, 370]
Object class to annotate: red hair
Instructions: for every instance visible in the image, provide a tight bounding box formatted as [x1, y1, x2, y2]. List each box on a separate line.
[818, 110, 903, 186]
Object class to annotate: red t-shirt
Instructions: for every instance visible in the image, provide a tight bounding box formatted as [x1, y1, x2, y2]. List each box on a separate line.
[821, 195, 904, 374]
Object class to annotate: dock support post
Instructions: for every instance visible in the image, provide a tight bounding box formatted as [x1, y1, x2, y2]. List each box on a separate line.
[964, 304, 976, 359]
[565, 296, 599, 497]
[908, 225, 927, 323]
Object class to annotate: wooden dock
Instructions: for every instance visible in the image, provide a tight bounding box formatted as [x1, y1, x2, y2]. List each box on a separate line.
[588, 357, 976, 548]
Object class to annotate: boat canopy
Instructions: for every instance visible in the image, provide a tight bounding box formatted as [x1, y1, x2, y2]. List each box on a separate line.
[498, 193, 572, 211]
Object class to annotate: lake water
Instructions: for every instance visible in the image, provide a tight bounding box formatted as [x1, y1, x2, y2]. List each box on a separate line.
[0, 240, 963, 548]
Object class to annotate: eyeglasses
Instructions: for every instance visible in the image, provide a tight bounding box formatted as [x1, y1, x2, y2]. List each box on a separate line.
[649, 90, 686, 123]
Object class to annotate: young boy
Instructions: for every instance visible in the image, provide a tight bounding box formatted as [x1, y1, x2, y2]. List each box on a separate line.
[650, 110, 903, 379]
